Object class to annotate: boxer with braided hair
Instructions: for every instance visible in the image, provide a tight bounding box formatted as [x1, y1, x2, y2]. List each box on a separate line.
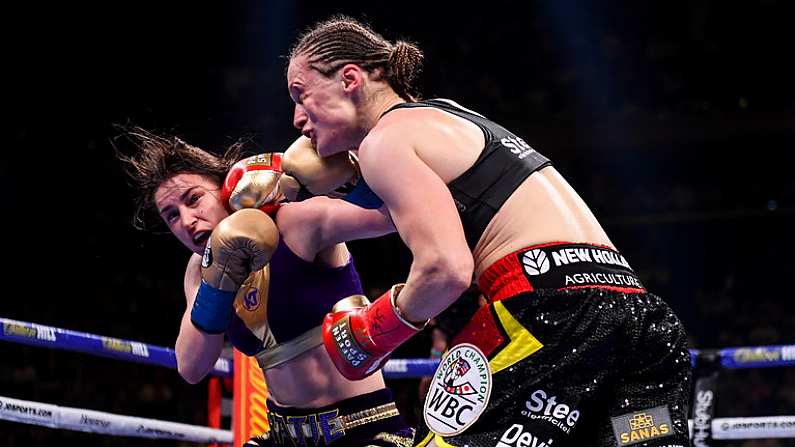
[286, 16, 692, 447]
[119, 127, 413, 446]
[290, 15, 422, 102]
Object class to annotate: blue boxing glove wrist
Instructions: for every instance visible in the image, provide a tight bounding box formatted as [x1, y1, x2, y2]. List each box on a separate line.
[190, 280, 237, 334]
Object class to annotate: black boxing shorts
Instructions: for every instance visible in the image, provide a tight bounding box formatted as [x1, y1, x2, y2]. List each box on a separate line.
[261, 388, 414, 446]
[415, 243, 692, 447]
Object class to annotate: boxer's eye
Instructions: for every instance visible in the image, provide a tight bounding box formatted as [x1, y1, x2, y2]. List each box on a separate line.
[188, 193, 201, 206]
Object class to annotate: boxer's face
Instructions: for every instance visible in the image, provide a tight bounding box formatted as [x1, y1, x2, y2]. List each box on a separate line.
[288, 55, 363, 157]
[155, 173, 229, 255]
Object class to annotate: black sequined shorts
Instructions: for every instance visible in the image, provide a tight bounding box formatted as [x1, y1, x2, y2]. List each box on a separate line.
[415, 243, 693, 447]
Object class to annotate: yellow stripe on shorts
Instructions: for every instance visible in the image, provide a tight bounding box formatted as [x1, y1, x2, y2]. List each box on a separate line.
[488, 300, 543, 374]
[415, 431, 458, 447]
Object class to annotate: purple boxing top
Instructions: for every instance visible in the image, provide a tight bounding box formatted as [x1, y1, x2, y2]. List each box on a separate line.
[227, 238, 364, 356]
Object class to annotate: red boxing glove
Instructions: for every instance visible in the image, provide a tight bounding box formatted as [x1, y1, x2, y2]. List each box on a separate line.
[221, 153, 285, 216]
[323, 284, 428, 380]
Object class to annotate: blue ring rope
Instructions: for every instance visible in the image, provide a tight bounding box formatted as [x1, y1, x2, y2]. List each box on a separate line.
[2, 317, 793, 378]
[0, 318, 231, 378]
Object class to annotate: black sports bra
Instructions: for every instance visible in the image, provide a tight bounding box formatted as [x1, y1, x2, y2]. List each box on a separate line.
[383, 99, 552, 249]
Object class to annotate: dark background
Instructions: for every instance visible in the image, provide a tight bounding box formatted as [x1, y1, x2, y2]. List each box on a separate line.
[2, 1, 794, 445]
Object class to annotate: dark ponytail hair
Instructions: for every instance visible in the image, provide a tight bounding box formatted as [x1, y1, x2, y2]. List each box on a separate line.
[115, 126, 244, 231]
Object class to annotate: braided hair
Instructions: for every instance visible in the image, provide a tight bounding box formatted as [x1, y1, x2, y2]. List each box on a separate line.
[290, 16, 423, 101]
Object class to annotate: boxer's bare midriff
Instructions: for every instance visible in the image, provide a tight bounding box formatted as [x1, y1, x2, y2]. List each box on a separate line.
[265, 345, 386, 408]
[473, 166, 614, 278]
[404, 106, 613, 281]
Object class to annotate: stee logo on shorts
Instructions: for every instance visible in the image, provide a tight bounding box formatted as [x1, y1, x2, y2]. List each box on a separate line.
[521, 389, 580, 434]
[611, 405, 674, 446]
[424, 343, 492, 436]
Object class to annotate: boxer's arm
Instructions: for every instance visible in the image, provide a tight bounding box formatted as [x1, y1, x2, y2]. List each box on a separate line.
[276, 196, 395, 262]
[319, 124, 473, 380]
[358, 123, 473, 322]
[175, 254, 225, 384]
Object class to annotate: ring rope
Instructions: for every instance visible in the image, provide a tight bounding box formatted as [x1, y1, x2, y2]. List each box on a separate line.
[689, 416, 795, 440]
[1, 317, 231, 377]
[2, 317, 795, 442]
[3, 317, 794, 378]
[0, 394, 232, 443]
[3, 393, 792, 442]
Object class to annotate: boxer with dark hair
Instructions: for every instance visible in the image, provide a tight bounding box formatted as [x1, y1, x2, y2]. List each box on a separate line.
[119, 127, 412, 446]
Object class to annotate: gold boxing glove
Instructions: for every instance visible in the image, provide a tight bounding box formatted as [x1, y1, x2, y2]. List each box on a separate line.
[279, 136, 359, 201]
[222, 153, 285, 215]
[191, 209, 279, 333]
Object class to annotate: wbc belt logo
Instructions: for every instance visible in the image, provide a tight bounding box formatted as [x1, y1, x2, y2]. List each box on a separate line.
[423, 344, 492, 436]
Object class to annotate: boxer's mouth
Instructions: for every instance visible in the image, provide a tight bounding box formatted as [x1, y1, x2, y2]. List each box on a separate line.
[192, 231, 211, 246]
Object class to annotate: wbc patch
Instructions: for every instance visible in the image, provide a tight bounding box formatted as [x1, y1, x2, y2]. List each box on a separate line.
[611, 405, 674, 446]
[423, 343, 492, 436]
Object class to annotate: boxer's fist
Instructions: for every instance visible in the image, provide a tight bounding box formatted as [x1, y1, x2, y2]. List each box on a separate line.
[222, 153, 284, 215]
[279, 137, 358, 201]
[201, 209, 279, 290]
[191, 209, 279, 333]
[322, 285, 427, 380]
